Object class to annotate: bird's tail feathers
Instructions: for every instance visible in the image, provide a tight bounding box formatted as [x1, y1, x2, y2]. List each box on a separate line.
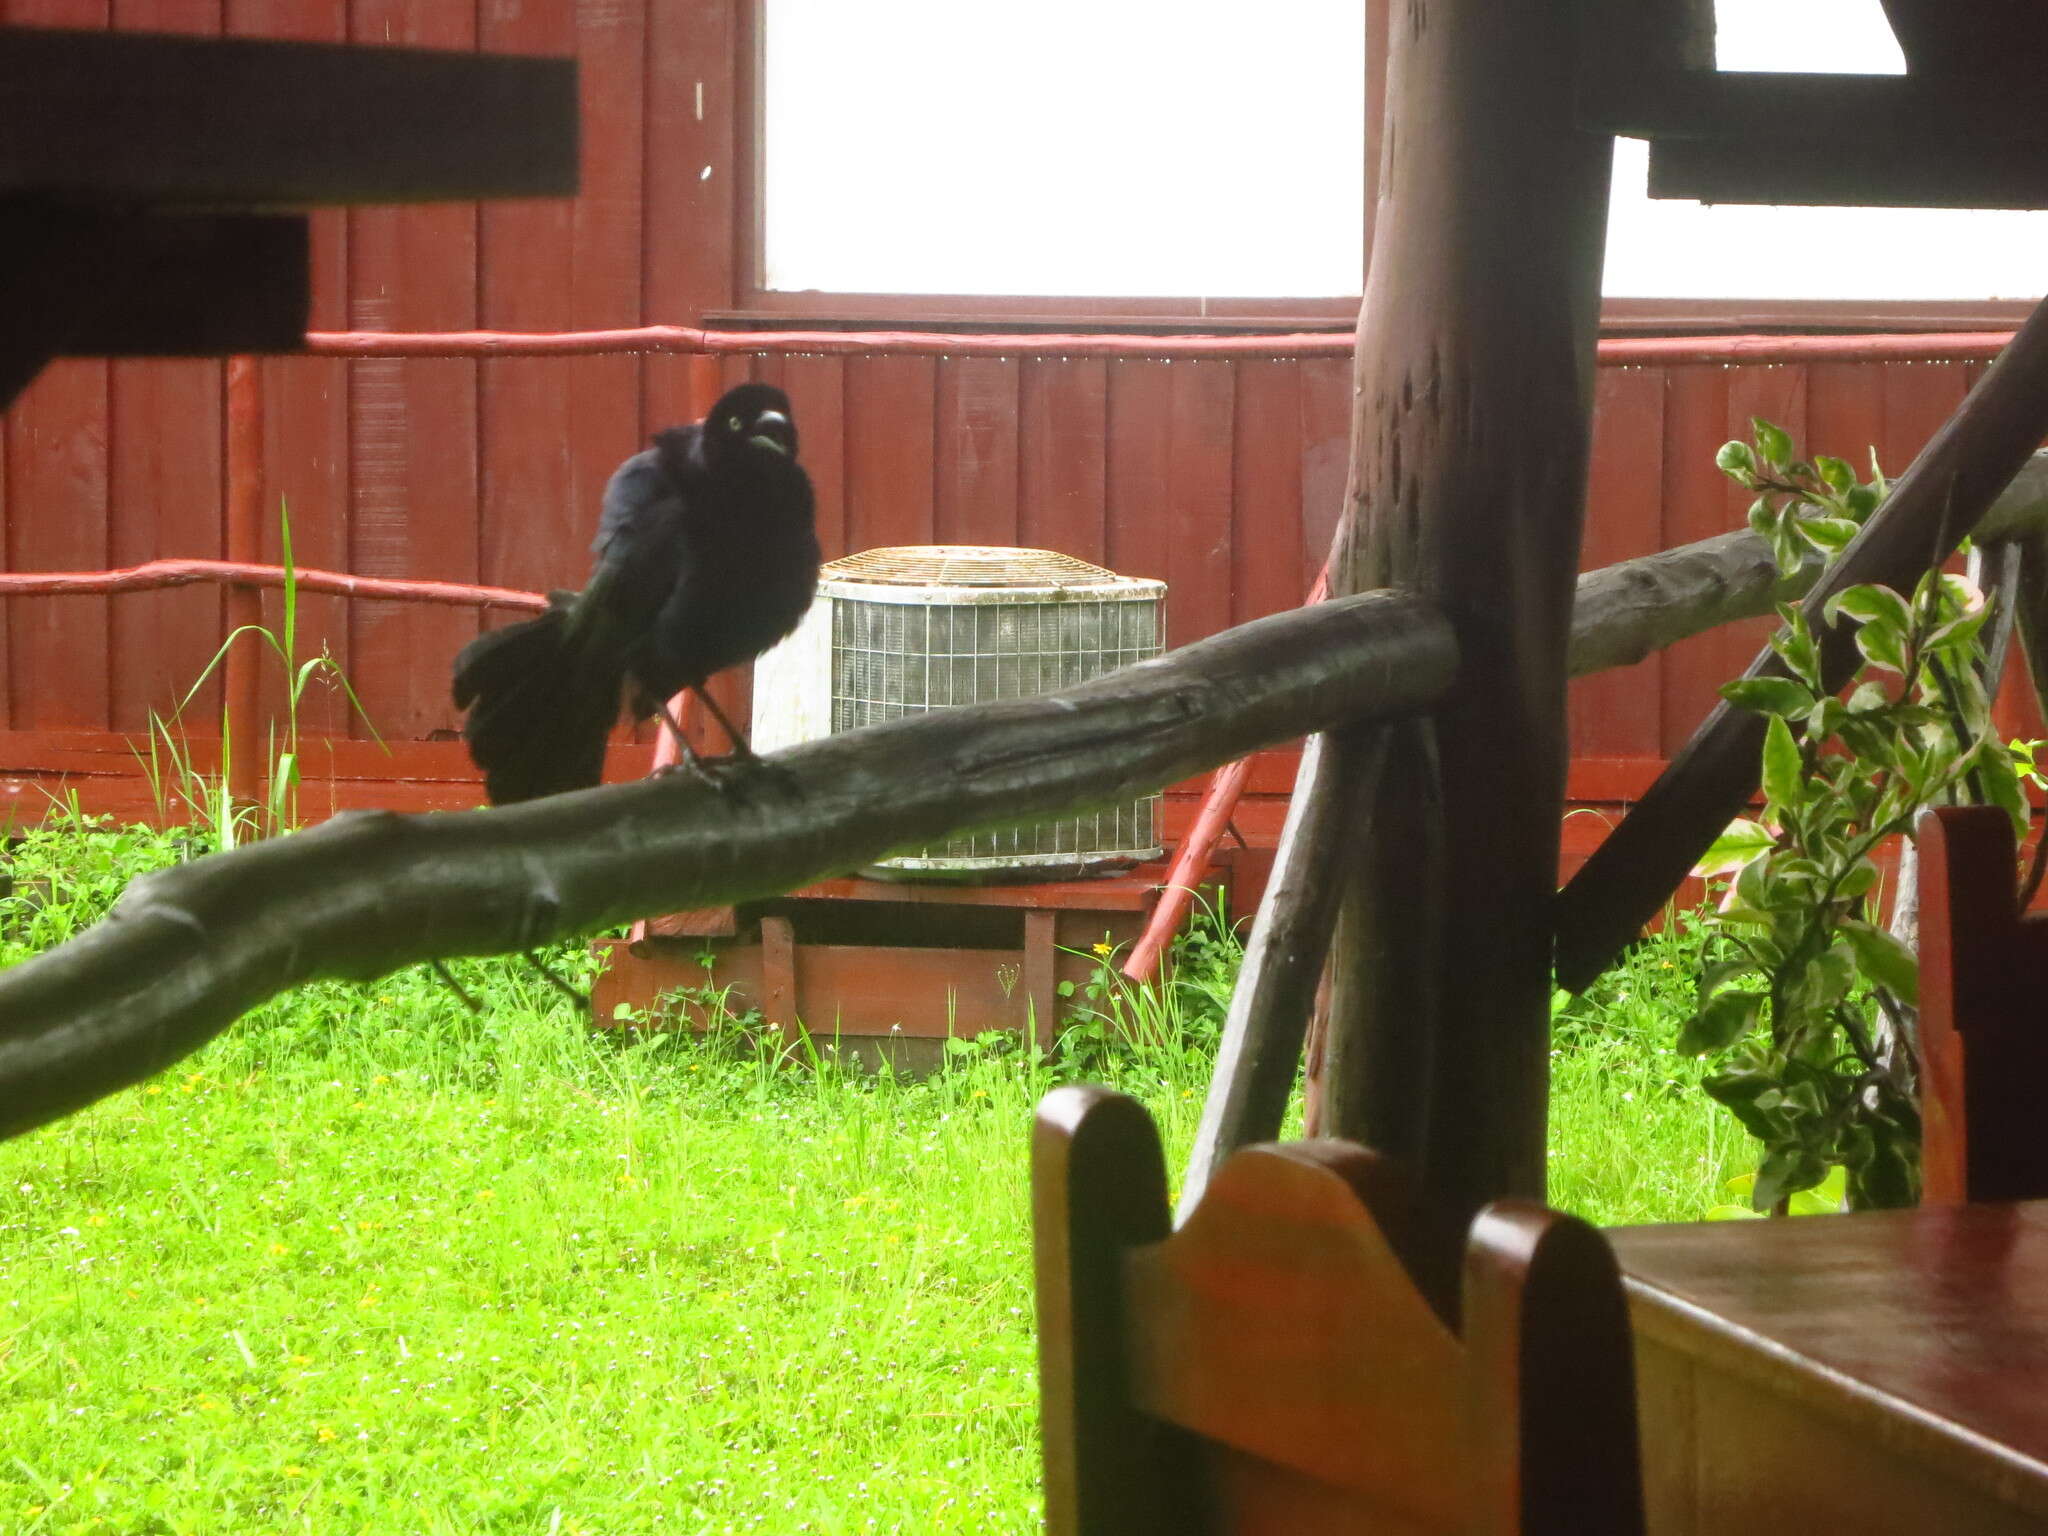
[452, 606, 625, 804]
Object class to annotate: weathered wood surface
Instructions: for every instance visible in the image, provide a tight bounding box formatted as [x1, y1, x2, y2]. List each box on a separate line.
[1556, 311, 2048, 994]
[1615, 1201, 2048, 1533]
[1176, 726, 1386, 1220]
[1038, 1086, 1644, 1536]
[1915, 806, 2048, 1205]
[0, 589, 1453, 1142]
[1319, 0, 1614, 1212]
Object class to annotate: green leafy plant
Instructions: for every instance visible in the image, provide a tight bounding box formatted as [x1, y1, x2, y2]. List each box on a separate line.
[137, 503, 380, 851]
[1684, 421, 2025, 1212]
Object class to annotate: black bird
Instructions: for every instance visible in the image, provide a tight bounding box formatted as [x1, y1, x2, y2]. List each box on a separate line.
[452, 383, 819, 804]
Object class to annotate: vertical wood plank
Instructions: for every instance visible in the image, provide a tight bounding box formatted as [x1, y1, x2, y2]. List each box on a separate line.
[480, 0, 646, 602]
[1166, 362, 1235, 651]
[1299, 354, 1353, 587]
[1882, 360, 1973, 486]
[935, 355, 1021, 547]
[1805, 359, 1888, 478]
[1105, 359, 1174, 590]
[760, 913, 801, 1050]
[346, 0, 478, 743]
[229, 0, 350, 740]
[643, 0, 735, 328]
[1020, 359, 1108, 562]
[1570, 366, 1667, 763]
[107, 0, 223, 735]
[640, 0, 735, 454]
[1232, 359, 1305, 624]
[843, 354, 936, 552]
[4, 0, 112, 732]
[1024, 908, 1058, 1055]
[783, 353, 847, 560]
[1658, 364, 1746, 758]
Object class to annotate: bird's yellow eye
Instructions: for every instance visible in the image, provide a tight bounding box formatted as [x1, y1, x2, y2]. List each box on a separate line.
[726, 415, 743, 431]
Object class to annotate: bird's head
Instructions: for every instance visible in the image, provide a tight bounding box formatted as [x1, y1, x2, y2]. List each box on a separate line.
[707, 383, 799, 461]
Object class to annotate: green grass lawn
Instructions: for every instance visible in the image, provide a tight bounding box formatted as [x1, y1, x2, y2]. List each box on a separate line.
[1, 819, 1747, 1534]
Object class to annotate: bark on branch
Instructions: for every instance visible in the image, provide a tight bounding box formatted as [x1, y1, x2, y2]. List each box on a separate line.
[0, 590, 1455, 1142]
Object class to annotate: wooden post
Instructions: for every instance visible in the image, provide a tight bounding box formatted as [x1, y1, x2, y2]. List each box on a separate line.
[1024, 909, 1059, 1056]
[224, 355, 266, 811]
[759, 914, 801, 1052]
[1316, 0, 1614, 1214]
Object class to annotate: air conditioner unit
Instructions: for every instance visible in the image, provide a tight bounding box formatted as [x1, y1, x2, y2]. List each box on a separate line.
[754, 545, 1167, 879]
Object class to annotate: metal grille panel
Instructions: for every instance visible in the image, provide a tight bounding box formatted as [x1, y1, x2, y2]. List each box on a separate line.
[829, 573, 1164, 873]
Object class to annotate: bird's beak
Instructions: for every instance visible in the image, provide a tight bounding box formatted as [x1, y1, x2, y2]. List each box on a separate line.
[747, 411, 794, 456]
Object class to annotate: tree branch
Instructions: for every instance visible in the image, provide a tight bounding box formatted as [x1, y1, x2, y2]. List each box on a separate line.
[0, 590, 1454, 1142]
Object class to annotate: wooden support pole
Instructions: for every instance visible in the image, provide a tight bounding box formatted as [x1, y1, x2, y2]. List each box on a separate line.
[223, 355, 266, 812]
[1556, 297, 2048, 993]
[1314, 0, 1614, 1214]
[1177, 726, 1385, 1219]
[1024, 909, 1059, 1057]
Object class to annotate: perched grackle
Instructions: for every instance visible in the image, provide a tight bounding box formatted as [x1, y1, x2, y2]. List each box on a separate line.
[452, 383, 819, 804]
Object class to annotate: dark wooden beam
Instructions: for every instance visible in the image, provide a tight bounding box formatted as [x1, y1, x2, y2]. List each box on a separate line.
[1318, 0, 1614, 1213]
[1582, 70, 2048, 148]
[1556, 297, 2048, 993]
[0, 201, 306, 409]
[0, 26, 576, 206]
[1650, 138, 2048, 210]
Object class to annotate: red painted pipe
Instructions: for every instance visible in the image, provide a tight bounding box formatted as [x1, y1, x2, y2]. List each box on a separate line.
[296, 325, 2018, 367]
[0, 557, 547, 612]
[304, 326, 1356, 360]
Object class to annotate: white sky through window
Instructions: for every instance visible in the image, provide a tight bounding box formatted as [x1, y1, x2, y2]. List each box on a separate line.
[761, 0, 1366, 299]
[761, 0, 2048, 304]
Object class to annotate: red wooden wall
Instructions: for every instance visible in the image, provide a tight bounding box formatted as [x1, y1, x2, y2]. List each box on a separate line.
[0, 0, 2037, 841]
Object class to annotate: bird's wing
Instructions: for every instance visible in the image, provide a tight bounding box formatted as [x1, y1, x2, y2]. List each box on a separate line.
[576, 443, 692, 643]
[592, 446, 678, 558]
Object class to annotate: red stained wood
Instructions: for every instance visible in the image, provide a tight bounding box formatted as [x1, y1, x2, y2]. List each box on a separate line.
[1298, 355, 1351, 587]
[1614, 1200, 2048, 1533]
[478, 0, 644, 606]
[1231, 360, 1304, 626]
[1019, 359, 1107, 562]
[1165, 361, 1236, 651]
[2, 0, 113, 731]
[778, 353, 846, 558]
[7, 362, 112, 730]
[934, 356, 1021, 547]
[843, 353, 936, 550]
[343, 0, 479, 744]
[643, 0, 734, 327]
[222, 0, 351, 736]
[1916, 806, 2048, 1204]
[1880, 359, 1973, 480]
[1035, 1088, 1644, 1536]
[1571, 367, 1667, 762]
[105, 0, 222, 734]
[1103, 359, 1174, 585]
[1656, 365, 1748, 757]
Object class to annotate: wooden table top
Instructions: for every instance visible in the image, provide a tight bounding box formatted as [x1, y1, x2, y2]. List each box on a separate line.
[1611, 1203, 2048, 1518]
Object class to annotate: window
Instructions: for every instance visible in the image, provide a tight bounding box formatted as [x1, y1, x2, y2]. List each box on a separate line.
[740, 0, 2045, 330]
[1605, 0, 2048, 320]
[747, 0, 1368, 322]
